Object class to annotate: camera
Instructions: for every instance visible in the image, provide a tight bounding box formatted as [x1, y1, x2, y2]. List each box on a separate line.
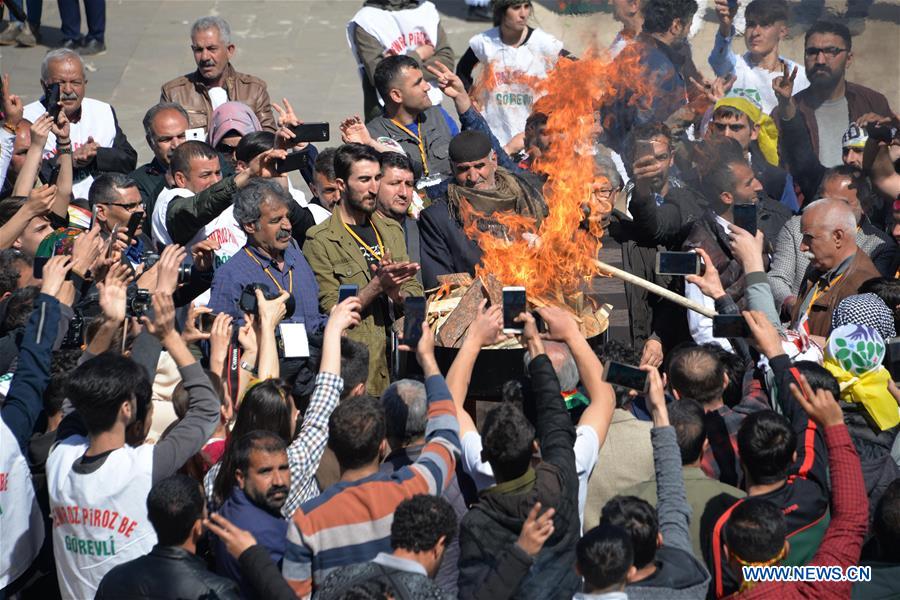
[239, 282, 295, 318]
[61, 312, 85, 349]
[127, 288, 152, 318]
[140, 251, 192, 284]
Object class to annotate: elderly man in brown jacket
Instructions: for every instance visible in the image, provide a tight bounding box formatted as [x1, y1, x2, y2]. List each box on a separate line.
[304, 144, 422, 396]
[161, 16, 275, 133]
[792, 198, 880, 339]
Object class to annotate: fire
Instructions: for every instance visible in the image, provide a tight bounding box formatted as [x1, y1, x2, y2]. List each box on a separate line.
[460, 44, 654, 303]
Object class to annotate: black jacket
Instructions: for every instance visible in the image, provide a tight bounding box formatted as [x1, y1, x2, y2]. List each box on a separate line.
[457, 355, 581, 600]
[418, 198, 483, 289]
[95, 545, 240, 600]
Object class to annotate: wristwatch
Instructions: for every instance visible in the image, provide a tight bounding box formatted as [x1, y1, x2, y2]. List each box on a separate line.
[240, 361, 258, 376]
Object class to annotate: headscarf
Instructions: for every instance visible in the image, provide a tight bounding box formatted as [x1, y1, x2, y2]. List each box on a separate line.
[842, 123, 869, 149]
[208, 101, 261, 148]
[714, 92, 780, 167]
[823, 323, 899, 431]
[832, 293, 896, 342]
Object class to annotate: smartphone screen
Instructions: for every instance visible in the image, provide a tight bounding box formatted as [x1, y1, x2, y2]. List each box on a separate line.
[712, 314, 751, 338]
[124, 211, 143, 246]
[288, 122, 330, 143]
[885, 338, 900, 382]
[603, 361, 648, 391]
[732, 203, 757, 236]
[403, 296, 426, 347]
[656, 251, 701, 276]
[502, 287, 526, 333]
[338, 284, 359, 303]
[43, 83, 61, 121]
[198, 312, 216, 333]
[274, 151, 307, 175]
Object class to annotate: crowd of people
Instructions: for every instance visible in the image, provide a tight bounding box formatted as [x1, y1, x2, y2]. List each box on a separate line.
[0, 0, 899, 598]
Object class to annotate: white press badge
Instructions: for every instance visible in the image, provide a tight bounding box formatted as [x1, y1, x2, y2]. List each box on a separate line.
[416, 173, 444, 189]
[279, 323, 310, 358]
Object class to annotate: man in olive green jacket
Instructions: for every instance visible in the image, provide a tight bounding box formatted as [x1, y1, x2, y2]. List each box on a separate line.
[304, 144, 422, 396]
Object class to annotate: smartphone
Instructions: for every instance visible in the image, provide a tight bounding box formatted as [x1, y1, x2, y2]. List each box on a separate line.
[185, 128, 205, 141]
[42, 82, 61, 122]
[603, 361, 649, 392]
[656, 251, 702, 276]
[502, 286, 527, 333]
[634, 138, 655, 160]
[47, 164, 61, 186]
[338, 284, 359, 303]
[712, 314, 752, 338]
[287, 122, 330, 144]
[197, 311, 217, 333]
[727, 0, 738, 11]
[867, 125, 899, 144]
[732, 203, 757, 237]
[123, 211, 143, 247]
[885, 337, 900, 382]
[402, 296, 426, 347]
[275, 150, 309, 175]
[105, 224, 119, 259]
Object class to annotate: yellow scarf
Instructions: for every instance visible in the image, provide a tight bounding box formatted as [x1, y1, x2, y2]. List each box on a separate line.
[715, 96, 780, 167]
[822, 359, 899, 430]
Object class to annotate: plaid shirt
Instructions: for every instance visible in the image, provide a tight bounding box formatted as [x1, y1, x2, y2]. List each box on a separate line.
[205, 372, 343, 518]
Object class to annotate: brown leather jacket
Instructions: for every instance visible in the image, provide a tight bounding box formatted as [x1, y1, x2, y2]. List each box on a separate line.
[160, 63, 276, 133]
[791, 248, 881, 337]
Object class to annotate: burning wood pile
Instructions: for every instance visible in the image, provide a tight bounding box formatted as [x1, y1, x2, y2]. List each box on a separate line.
[426, 272, 612, 349]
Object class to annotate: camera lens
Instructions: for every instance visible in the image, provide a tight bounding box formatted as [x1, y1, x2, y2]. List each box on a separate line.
[177, 264, 192, 284]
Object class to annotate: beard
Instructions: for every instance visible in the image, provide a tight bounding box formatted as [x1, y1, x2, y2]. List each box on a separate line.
[348, 192, 376, 215]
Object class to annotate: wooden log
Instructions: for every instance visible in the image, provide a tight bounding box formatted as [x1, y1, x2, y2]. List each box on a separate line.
[436, 280, 486, 348]
[593, 259, 717, 318]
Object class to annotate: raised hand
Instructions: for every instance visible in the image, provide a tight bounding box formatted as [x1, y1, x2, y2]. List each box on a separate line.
[685, 248, 726, 300]
[788, 372, 844, 428]
[29, 113, 53, 148]
[467, 300, 506, 347]
[50, 108, 71, 142]
[772, 63, 798, 118]
[714, 0, 737, 31]
[535, 305, 580, 344]
[154, 244, 188, 294]
[183, 303, 212, 345]
[326, 297, 363, 335]
[273, 98, 307, 150]
[39, 255, 73, 298]
[247, 147, 288, 179]
[191, 236, 221, 273]
[25, 184, 57, 217]
[256, 289, 289, 328]
[2, 73, 24, 127]
[516, 502, 556, 557]
[728, 226, 765, 273]
[142, 292, 177, 342]
[340, 115, 375, 146]
[742, 310, 784, 359]
[208, 312, 235, 373]
[97, 261, 132, 323]
[641, 364, 668, 426]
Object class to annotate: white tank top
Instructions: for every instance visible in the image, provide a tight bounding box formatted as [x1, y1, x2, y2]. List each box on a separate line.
[469, 27, 564, 146]
[47, 437, 156, 600]
[23, 97, 118, 199]
[0, 418, 44, 588]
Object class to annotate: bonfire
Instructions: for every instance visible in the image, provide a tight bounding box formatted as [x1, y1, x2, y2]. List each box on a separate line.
[425, 45, 661, 349]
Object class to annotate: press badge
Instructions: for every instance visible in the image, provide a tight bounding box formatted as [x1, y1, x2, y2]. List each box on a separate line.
[279, 323, 310, 358]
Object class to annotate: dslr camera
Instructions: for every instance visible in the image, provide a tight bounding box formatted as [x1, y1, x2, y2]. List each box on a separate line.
[239, 282, 295, 319]
[141, 251, 192, 284]
[127, 288, 152, 318]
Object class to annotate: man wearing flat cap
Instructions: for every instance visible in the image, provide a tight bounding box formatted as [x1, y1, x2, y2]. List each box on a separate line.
[418, 130, 547, 288]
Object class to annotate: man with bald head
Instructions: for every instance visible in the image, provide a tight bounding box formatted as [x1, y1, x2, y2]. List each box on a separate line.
[791, 197, 880, 337]
[23, 48, 136, 198]
[129, 103, 191, 220]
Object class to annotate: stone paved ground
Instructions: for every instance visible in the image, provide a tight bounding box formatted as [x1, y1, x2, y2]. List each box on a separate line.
[1, 0, 897, 342]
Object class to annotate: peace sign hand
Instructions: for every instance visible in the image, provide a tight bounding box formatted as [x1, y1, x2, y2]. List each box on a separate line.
[772, 63, 798, 116]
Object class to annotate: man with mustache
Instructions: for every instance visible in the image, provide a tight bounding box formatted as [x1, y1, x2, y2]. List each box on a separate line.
[304, 143, 422, 396]
[790, 198, 880, 339]
[374, 150, 422, 269]
[213, 432, 291, 599]
[418, 129, 546, 289]
[709, 0, 808, 114]
[208, 179, 326, 333]
[23, 48, 137, 199]
[161, 16, 276, 134]
[773, 21, 895, 169]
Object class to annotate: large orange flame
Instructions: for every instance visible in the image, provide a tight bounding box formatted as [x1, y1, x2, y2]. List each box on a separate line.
[460, 44, 654, 302]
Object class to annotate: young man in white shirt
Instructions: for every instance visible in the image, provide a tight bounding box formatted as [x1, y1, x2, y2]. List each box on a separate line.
[708, 0, 809, 114]
[47, 291, 220, 599]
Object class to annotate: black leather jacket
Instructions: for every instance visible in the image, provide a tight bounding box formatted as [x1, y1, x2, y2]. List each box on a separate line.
[95, 545, 240, 600]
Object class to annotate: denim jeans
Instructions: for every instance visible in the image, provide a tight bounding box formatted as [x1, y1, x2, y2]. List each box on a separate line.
[57, 0, 105, 43]
[7, 0, 42, 27]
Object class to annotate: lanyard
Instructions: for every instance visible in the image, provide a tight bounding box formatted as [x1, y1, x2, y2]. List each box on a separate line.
[805, 272, 845, 315]
[243, 248, 293, 294]
[390, 116, 429, 176]
[342, 216, 384, 261]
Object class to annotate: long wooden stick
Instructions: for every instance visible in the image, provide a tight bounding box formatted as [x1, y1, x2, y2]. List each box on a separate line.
[593, 259, 718, 319]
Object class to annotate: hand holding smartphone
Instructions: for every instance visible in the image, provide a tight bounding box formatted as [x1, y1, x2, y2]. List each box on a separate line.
[732, 203, 757, 237]
[656, 251, 703, 276]
[603, 361, 649, 392]
[402, 296, 426, 347]
[338, 284, 359, 303]
[502, 286, 526, 333]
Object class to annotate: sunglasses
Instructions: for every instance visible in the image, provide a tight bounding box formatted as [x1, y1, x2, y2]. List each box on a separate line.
[805, 46, 847, 58]
[102, 201, 142, 212]
[712, 122, 747, 133]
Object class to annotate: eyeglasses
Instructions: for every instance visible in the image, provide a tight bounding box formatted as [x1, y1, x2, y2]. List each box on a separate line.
[805, 46, 847, 58]
[102, 201, 142, 212]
